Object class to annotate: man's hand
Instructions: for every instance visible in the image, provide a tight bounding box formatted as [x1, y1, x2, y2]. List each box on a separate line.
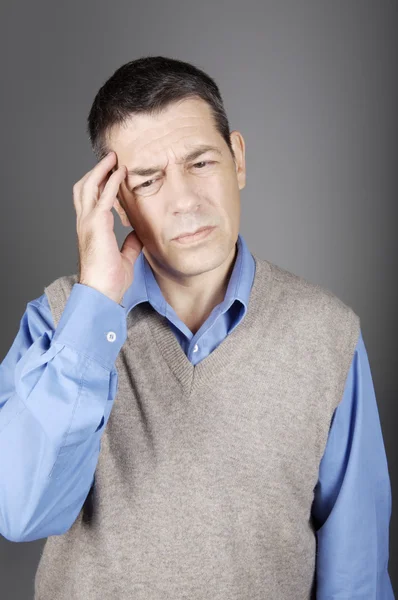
[73, 151, 143, 304]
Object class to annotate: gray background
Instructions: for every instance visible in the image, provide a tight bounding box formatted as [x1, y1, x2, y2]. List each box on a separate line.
[0, 0, 397, 597]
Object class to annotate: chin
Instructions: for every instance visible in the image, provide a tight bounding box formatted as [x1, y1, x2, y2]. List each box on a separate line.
[171, 242, 230, 274]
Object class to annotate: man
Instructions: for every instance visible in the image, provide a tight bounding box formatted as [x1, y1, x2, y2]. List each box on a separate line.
[0, 55, 394, 599]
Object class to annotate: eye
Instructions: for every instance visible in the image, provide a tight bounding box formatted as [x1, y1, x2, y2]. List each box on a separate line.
[132, 161, 216, 192]
[134, 179, 156, 191]
[193, 161, 215, 169]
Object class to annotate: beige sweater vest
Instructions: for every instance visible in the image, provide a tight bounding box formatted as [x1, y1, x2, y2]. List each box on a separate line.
[34, 253, 360, 599]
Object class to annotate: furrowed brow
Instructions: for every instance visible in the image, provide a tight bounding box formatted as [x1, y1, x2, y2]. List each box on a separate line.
[127, 144, 222, 177]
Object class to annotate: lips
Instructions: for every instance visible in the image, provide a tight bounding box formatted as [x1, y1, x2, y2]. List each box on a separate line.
[173, 226, 214, 240]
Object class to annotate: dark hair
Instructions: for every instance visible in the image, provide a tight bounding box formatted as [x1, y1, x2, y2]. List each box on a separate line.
[86, 55, 235, 162]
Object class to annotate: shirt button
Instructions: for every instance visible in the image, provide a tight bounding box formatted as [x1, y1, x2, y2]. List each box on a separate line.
[193, 344, 199, 353]
[106, 331, 117, 342]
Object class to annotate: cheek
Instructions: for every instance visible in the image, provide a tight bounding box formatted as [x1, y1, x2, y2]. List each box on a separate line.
[129, 203, 163, 240]
[211, 177, 235, 205]
[118, 188, 134, 214]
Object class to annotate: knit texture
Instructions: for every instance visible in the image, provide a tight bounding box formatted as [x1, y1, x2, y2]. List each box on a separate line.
[35, 253, 360, 600]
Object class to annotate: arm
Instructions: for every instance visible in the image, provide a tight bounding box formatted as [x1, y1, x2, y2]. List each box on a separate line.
[312, 329, 394, 599]
[0, 283, 126, 542]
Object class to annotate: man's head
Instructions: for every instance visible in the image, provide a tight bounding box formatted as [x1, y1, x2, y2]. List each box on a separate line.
[86, 55, 246, 279]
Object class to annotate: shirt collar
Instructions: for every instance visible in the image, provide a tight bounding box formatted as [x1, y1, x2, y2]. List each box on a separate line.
[121, 232, 255, 318]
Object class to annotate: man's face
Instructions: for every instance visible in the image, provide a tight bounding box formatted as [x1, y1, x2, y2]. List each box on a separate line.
[108, 96, 246, 278]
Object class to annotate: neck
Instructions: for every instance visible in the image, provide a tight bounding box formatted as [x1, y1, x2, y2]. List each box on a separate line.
[144, 243, 238, 335]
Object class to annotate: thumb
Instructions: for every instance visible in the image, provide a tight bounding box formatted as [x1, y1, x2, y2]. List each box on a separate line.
[120, 230, 144, 264]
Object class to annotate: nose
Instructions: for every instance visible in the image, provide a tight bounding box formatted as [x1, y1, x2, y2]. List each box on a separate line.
[165, 167, 202, 215]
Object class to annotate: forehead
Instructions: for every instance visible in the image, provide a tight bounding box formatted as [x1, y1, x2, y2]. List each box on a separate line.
[107, 97, 220, 159]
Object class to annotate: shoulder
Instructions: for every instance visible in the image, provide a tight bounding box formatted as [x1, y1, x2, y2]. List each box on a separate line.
[41, 273, 79, 330]
[254, 254, 360, 346]
[44, 273, 79, 299]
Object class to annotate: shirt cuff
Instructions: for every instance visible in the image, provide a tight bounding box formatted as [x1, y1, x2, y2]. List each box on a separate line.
[52, 283, 127, 370]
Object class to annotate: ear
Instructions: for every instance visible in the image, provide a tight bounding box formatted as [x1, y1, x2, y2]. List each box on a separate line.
[113, 196, 131, 227]
[230, 131, 246, 190]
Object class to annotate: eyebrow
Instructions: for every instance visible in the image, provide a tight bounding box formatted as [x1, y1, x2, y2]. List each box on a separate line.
[126, 144, 222, 177]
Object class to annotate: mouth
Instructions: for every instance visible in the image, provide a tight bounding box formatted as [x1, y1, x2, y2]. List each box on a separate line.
[172, 226, 216, 244]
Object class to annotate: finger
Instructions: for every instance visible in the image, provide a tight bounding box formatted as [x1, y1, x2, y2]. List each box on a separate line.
[98, 165, 118, 198]
[79, 152, 118, 215]
[97, 171, 112, 200]
[96, 166, 127, 212]
[73, 153, 115, 216]
[74, 152, 116, 196]
[72, 181, 82, 214]
[120, 230, 144, 265]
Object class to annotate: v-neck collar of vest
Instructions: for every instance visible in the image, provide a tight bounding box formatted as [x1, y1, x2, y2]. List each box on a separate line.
[126, 254, 273, 396]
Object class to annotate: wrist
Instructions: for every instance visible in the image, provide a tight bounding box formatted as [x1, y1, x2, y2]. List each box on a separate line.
[78, 280, 123, 305]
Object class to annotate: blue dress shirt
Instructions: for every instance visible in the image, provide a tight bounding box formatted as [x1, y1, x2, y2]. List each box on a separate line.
[0, 233, 394, 598]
